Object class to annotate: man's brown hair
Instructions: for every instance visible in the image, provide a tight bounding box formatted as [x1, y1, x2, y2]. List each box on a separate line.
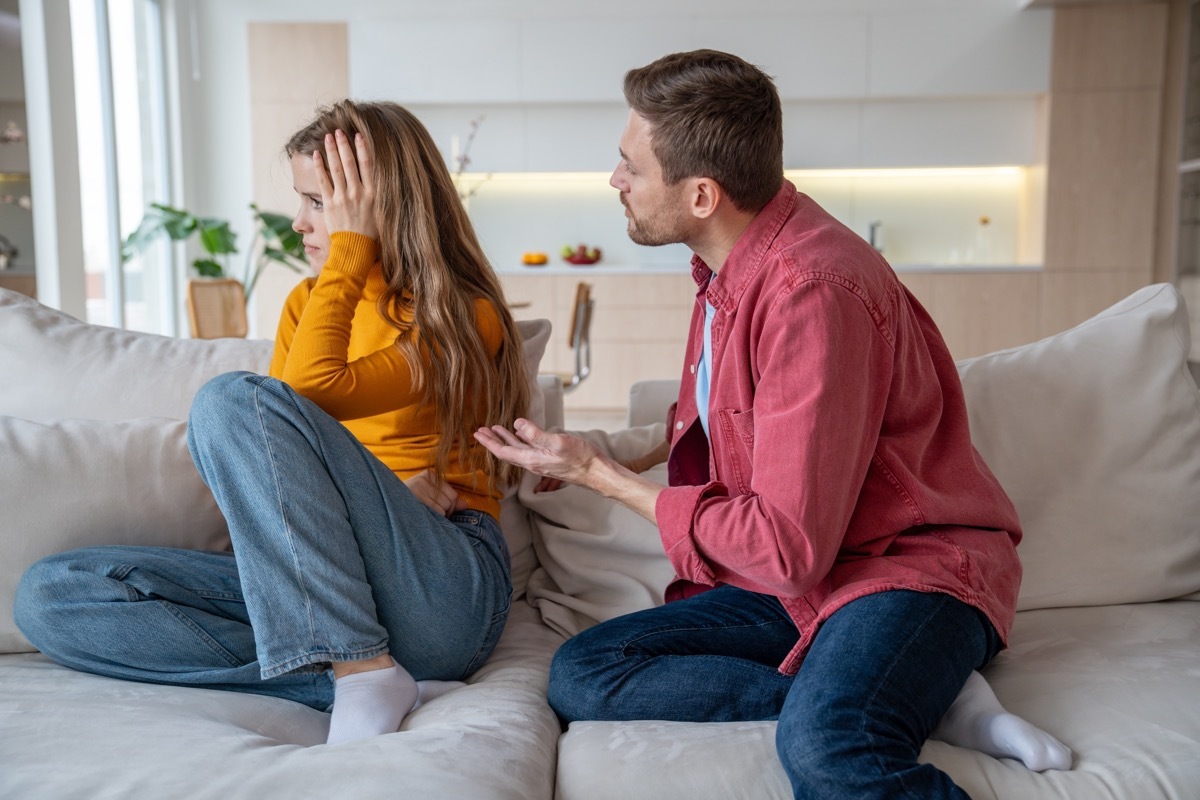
[623, 49, 784, 212]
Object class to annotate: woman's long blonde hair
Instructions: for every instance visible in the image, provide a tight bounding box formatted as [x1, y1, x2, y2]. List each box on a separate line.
[285, 100, 529, 490]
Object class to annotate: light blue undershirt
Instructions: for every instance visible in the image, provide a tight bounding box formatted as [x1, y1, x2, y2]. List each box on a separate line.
[694, 297, 717, 439]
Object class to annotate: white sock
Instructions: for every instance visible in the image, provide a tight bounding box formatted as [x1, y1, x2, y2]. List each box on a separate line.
[413, 679, 466, 710]
[326, 661, 419, 745]
[933, 671, 1073, 772]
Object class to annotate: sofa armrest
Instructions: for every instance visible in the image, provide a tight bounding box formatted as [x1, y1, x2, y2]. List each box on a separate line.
[627, 379, 681, 429]
[538, 375, 565, 431]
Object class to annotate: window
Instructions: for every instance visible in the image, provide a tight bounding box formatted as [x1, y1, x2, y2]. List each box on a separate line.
[71, 0, 174, 334]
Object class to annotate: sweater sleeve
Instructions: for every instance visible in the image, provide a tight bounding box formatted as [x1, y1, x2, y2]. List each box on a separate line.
[273, 231, 505, 421]
[269, 278, 313, 380]
[273, 231, 425, 420]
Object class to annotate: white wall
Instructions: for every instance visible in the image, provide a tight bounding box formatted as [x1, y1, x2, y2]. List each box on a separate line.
[181, 0, 1053, 260]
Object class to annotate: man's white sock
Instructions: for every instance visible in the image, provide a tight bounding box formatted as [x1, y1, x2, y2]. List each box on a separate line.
[326, 661, 419, 745]
[933, 670, 1073, 771]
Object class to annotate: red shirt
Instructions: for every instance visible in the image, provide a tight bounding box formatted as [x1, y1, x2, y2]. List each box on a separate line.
[655, 182, 1022, 676]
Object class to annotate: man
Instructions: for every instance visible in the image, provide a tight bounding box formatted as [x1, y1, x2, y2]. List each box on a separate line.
[475, 50, 1070, 798]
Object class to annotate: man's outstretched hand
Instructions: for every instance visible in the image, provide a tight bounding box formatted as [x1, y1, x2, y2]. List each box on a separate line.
[473, 419, 602, 490]
[475, 419, 665, 524]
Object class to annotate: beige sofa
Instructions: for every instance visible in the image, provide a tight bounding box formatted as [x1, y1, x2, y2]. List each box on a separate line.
[1, 283, 1198, 799]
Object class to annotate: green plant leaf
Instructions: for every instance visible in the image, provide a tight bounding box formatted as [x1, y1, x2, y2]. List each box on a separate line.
[197, 219, 237, 255]
[263, 247, 306, 272]
[278, 229, 306, 259]
[193, 258, 224, 278]
[256, 209, 293, 236]
[147, 204, 201, 239]
[255, 208, 306, 259]
[121, 214, 168, 262]
[121, 204, 195, 261]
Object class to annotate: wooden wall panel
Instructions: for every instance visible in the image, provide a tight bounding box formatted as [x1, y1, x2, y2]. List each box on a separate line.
[1050, 4, 1168, 90]
[1039, 269, 1149, 336]
[246, 23, 349, 336]
[924, 272, 1042, 359]
[1036, 2, 1172, 338]
[1043, 89, 1162, 272]
[0, 273, 37, 298]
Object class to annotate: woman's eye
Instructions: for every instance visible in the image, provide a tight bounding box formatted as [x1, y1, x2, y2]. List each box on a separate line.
[312, 198, 324, 211]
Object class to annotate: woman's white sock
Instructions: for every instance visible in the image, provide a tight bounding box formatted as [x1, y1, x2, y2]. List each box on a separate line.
[326, 662, 418, 745]
[933, 671, 1073, 771]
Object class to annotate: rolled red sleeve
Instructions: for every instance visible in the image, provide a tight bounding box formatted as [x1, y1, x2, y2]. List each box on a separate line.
[655, 483, 723, 588]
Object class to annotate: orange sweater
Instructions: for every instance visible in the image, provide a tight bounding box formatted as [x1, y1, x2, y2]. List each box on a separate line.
[269, 231, 504, 518]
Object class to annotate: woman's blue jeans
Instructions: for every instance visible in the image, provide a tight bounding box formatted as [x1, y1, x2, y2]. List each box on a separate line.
[548, 585, 1001, 800]
[14, 372, 512, 711]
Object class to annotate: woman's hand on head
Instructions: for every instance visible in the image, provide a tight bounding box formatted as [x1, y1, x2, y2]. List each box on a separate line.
[404, 469, 467, 517]
[314, 129, 379, 240]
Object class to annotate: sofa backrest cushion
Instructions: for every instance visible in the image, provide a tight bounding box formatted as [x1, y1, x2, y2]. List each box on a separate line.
[0, 289, 274, 421]
[958, 282, 1200, 611]
[0, 289, 551, 431]
[0, 288, 551, 652]
[0, 417, 232, 653]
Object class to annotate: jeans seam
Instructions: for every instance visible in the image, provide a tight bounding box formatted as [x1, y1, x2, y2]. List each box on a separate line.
[859, 592, 951, 800]
[151, 600, 248, 669]
[460, 600, 510, 678]
[107, 564, 139, 602]
[190, 591, 243, 602]
[619, 618, 786, 657]
[252, 377, 322, 670]
[261, 641, 390, 679]
[459, 522, 512, 677]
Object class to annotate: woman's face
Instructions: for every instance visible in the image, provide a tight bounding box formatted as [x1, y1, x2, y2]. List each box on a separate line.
[290, 153, 330, 271]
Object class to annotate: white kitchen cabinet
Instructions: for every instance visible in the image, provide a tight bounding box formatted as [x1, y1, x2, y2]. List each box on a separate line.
[859, 98, 1042, 168]
[868, 8, 1053, 97]
[348, 9, 1052, 174]
[517, 19, 696, 103]
[688, 14, 870, 100]
[350, 19, 523, 104]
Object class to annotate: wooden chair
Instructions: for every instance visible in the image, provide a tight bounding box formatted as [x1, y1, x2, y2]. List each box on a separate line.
[186, 279, 248, 339]
[554, 281, 593, 393]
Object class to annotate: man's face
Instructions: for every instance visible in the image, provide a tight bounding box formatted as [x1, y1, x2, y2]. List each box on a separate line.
[609, 111, 691, 247]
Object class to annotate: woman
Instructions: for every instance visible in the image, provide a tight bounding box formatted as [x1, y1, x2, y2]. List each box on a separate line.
[14, 100, 529, 745]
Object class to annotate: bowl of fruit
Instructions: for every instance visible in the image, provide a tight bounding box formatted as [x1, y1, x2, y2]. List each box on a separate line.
[562, 243, 602, 266]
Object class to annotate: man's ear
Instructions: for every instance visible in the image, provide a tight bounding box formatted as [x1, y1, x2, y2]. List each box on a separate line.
[687, 177, 722, 220]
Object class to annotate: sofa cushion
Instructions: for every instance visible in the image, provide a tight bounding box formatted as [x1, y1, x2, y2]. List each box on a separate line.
[0, 416, 230, 653]
[519, 424, 674, 638]
[957, 283, 1200, 611]
[0, 288, 551, 430]
[554, 599, 1200, 800]
[0, 601, 563, 800]
[0, 288, 273, 422]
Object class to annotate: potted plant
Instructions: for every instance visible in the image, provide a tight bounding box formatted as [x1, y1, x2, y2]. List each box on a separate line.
[121, 202, 308, 300]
